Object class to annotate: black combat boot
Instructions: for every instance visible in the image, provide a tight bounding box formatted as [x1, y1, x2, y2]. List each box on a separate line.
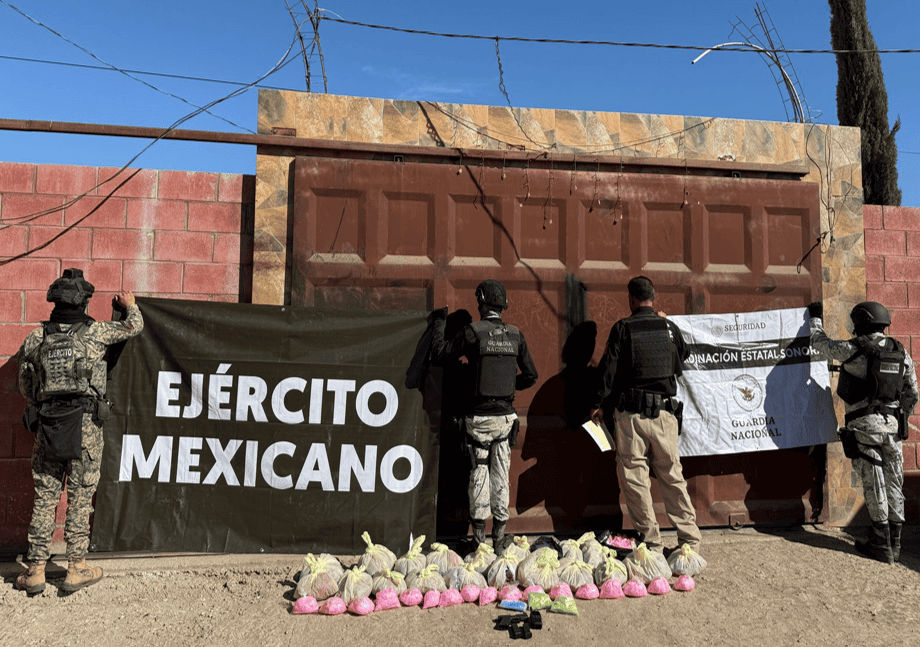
[889, 522, 903, 563]
[471, 519, 487, 546]
[854, 521, 894, 564]
[492, 519, 507, 551]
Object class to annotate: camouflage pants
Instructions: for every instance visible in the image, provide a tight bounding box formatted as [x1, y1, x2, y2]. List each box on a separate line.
[465, 414, 515, 523]
[27, 413, 102, 562]
[849, 413, 904, 524]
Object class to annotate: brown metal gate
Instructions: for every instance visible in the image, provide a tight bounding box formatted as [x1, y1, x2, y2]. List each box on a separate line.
[290, 150, 822, 536]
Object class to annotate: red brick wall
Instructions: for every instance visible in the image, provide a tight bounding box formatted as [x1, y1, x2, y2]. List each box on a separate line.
[864, 205, 920, 519]
[0, 162, 254, 555]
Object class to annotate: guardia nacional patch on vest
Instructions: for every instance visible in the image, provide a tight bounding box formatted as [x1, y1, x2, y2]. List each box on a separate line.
[471, 320, 520, 399]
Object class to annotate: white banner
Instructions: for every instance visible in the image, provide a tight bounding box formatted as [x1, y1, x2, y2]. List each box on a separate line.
[670, 307, 838, 457]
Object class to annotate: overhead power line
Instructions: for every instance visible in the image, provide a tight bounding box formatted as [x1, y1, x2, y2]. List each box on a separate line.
[0, 53, 301, 92]
[322, 16, 920, 54]
[0, 0, 253, 132]
[0, 35, 301, 266]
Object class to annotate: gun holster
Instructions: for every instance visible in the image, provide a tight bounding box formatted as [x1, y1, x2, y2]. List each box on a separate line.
[508, 418, 520, 448]
[22, 403, 40, 434]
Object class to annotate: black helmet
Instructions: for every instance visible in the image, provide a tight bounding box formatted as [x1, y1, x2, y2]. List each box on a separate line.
[47, 268, 95, 306]
[475, 279, 508, 310]
[850, 301, 890, 328]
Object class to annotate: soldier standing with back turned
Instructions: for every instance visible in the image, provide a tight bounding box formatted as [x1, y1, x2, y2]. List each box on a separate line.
[809, 300, 918, 563]
[14, 269, 144, 595]
[430, 280, 538, 550]
[589, 276, 702, 555]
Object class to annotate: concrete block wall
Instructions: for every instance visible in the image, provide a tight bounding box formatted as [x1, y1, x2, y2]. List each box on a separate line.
[0, 162, 254, 554]
[864, 205, 920, 519]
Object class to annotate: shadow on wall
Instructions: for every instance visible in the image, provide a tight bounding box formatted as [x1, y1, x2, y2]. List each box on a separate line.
[516, 322, 624, 534]
[0, 356, 33, 556]
[238, 175, 257, 304]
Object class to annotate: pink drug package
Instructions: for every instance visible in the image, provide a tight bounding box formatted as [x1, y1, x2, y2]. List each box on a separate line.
[599, 579, 625, 599]
[549, 582, 573, 600]
[348, 596, 375, 615]
[522, 584, 545, 600]
[479, 586, 498, 606]
[293, 596, 319, 614]
[623, 580, 648, 598]
[374, 588, 400, 611]
[318, 596, 347, 615]
[608, 535, 634, 550]
[439, 589, 464, 607]
[499, 585, 522, 601]
[422, 589, 441, 609]
[674, 575, 696, 592]
[575, 583, 600, 600]
[400, 587, 423, 606]
[460, 584, 481, 603]
[648, 577, 671, 595]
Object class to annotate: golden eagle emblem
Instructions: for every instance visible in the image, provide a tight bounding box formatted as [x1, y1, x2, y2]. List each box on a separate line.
[736, 385, 756, 401]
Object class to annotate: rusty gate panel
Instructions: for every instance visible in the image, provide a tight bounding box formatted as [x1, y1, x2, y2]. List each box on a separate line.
[291, 154, 822, 536]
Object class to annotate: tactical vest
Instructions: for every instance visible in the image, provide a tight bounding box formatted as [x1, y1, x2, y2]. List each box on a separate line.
[37, 322, 93, 399]
[837, 335, 906, 405]
[470, 320, 520, 399]
[626, 316, 681, 380]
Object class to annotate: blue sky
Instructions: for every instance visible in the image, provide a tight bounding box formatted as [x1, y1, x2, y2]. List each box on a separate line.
[1, 0, 917, 206]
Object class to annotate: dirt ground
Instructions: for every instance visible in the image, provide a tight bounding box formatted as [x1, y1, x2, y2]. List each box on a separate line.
[3, 525, 920, 647]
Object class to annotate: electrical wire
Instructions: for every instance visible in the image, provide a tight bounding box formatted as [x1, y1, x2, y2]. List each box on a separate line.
[0, 35, 300, 265]
[0, 0, 254, 133]
[0, 53, 302, 92]
[322, 15, 920, 54]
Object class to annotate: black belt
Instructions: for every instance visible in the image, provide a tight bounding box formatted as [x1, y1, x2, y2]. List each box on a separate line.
[844, 403, 899, 425]
[617, 389, 677, 418]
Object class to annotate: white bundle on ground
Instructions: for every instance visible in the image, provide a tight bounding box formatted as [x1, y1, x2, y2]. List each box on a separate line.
[445, 562, 487, 590]
[516, 546, 558, 584]
[426, 542, 463, 572]
[393, 535, 427, 576]
[593, 552, 629, 585]
[295, 553, 344, 602]
[501, 536, 531, 561]
[294, 558, 341, 601]
[358, 531, 397, 576]
[486, 553, 521, 588]
[667, 544, 707, 576]
[623, 543, 671, 584]
[406, 564, 447, 594]
[463, 542, 497, 573]
[338, 565, 374, 605]
[559, 537, 584, 562]
[557, 559, 594, 590]
[579, 534, 607, 568]
[517, 552, 560, 591]
[297, 553, 345, 583]
[371, 568, 408, 596]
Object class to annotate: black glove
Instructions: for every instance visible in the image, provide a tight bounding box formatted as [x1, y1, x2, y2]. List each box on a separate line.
[806, 302, 823, 320]
[429, 306, 448, 323]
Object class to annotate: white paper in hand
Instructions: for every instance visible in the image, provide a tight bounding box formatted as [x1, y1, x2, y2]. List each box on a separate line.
[582, 420, 614, 452]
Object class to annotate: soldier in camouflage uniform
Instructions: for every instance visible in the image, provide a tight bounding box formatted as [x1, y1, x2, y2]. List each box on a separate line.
[14, 269, 143, 595]
[430, 280, 538, 549]
[809, 301, 918, 563]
